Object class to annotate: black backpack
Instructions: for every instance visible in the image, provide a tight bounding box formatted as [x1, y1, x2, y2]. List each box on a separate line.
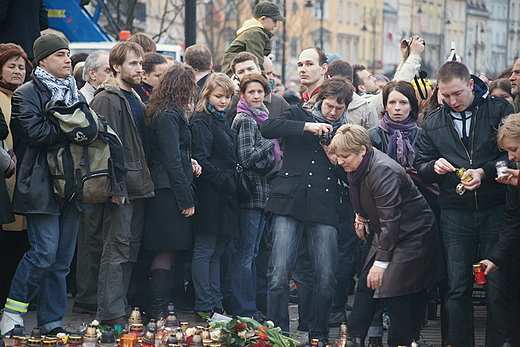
[45, 100, 127, 206]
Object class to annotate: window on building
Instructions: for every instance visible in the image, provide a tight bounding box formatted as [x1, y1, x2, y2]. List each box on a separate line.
[345, 39, 350, 61]
[354, 3, 359, 24]
[338, 0, 343, 22]
[337, 36, 343, 55]
[314, 0, 329, 20]
[225, 0, 236, 19]
[353, 40, 358, 63]
[346, 2, 351, 23]
[290, 37, 298, 58]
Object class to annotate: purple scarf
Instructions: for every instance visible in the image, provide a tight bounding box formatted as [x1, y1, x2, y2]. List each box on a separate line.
[378, 112, 417, 167]
[237, 97, 281, 165]
[346, 151, 373, 219]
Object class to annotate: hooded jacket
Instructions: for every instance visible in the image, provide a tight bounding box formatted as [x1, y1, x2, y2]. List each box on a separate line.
[345, 93, 378, 129]
[416, 75, 514, 210]
[90, 78, 154, 200]
[221, 19, 273, 77]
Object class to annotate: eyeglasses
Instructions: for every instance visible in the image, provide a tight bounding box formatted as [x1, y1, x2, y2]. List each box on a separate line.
[322, 102, 346, 112]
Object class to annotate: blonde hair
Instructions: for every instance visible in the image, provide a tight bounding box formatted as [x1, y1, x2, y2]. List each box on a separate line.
[195, 73, 235, 114]
[329, 124, 373, 154]
[497, 113, 520, 149]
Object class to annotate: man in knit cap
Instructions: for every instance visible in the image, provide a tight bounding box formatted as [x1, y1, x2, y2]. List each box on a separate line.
[0, 33, 83, 336]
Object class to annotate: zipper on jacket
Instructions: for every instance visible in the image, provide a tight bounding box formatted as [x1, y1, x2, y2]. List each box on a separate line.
[447, 106, 478, 210]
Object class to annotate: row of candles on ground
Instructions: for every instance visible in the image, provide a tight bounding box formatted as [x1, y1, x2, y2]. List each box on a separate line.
[0, 308, 214, 347]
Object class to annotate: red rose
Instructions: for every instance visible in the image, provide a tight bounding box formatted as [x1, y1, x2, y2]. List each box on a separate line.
[234, 322, 247, 331]
[252, 340, 269, 347]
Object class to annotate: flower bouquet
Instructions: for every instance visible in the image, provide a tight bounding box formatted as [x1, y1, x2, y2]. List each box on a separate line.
[201, 314, 298, 347]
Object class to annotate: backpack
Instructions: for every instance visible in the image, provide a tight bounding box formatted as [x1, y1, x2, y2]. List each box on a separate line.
[45, 100, 127, 206]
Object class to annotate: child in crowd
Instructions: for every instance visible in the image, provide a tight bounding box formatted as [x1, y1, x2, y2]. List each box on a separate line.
[221, 1, 285, 78]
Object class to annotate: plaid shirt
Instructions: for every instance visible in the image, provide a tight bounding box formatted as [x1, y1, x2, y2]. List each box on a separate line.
[231, 113, 274, 209]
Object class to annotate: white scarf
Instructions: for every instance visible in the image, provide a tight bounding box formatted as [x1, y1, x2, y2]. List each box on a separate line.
[34, 66, 79, 106]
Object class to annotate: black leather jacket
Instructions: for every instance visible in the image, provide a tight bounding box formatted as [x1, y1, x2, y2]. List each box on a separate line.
[416, 93, 514, 210]
[10, 73, 81, 214]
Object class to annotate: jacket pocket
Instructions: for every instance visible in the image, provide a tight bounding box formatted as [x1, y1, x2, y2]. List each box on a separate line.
[269, 170, 301, 198]
[125, 160, 144, 193]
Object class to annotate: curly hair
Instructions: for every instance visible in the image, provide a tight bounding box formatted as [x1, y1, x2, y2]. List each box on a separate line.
[146, 65, 197, 125]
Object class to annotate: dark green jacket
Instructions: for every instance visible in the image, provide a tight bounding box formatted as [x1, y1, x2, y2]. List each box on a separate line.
[222, 20, 273, 77]
[90, 78, 154, 200]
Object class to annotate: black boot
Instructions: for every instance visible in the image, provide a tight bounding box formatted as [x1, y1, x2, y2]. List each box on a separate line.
[148, 269, 173, 320]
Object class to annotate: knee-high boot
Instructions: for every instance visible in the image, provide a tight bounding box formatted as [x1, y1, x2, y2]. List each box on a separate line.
[148, 269, 173, 320]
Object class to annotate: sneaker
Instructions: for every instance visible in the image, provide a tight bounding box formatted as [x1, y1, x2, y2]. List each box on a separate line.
[0, 311, 25, 336]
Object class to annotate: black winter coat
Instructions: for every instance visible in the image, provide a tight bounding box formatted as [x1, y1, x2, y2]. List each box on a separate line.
[190, 111, 239, 238]
[260, 106, 344, 226]
[0, 0, 48, 60]
[9, 74, 83, 214]
[416, 95, 514, 210]
[146, 106, 194, 210]
[488, 185, 520, 269]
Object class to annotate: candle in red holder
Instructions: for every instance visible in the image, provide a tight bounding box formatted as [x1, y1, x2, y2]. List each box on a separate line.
[473, 263, 487, 285]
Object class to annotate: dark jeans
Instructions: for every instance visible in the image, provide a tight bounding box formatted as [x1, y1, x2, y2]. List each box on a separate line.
[441, 205, 510, 347]
[231, 209, 266, 317]
[267, 215, 337, 340]
[192, 233, 227, 311]
[331, 216, 357, 312]
[5, 203, 80, 333]
[347, 258, 412, 347]
[292, 231, 313, 331]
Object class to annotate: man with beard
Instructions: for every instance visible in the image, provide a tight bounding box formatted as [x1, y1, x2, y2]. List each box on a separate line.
[509, 58, 520, 112]
[90, 41, 154, 325]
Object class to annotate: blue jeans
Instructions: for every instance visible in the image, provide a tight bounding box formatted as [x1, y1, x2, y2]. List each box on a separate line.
[231, 209, 266, 317]
[5, 203, 79, 333]
[192, 233, 227, 311]
[267, 215, 338, 340]
[292, 232, 313, 331]
[441, 205, 510, 347]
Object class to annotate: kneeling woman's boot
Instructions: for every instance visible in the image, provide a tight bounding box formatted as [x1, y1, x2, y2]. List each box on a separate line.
[148, 269, 173, 320]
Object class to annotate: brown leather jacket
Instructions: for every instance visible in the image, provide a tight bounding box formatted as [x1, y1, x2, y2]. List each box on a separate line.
[360, 149, 444, 298]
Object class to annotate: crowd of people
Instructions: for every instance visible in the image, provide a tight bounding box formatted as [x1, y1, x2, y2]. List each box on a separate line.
[1, 1, 520, 347]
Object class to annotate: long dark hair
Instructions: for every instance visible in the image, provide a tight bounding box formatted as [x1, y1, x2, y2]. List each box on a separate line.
[146, 65, 197, 124]
[382, 80, 419, 120]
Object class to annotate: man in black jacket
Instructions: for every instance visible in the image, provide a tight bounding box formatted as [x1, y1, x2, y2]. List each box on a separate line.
[416, 61, 514, 347]
[261, 77, 354, 344]
[0, 34, 81, 336]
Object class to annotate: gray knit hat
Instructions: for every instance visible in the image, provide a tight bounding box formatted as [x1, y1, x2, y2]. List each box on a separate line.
[33, 34, 69, 63]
